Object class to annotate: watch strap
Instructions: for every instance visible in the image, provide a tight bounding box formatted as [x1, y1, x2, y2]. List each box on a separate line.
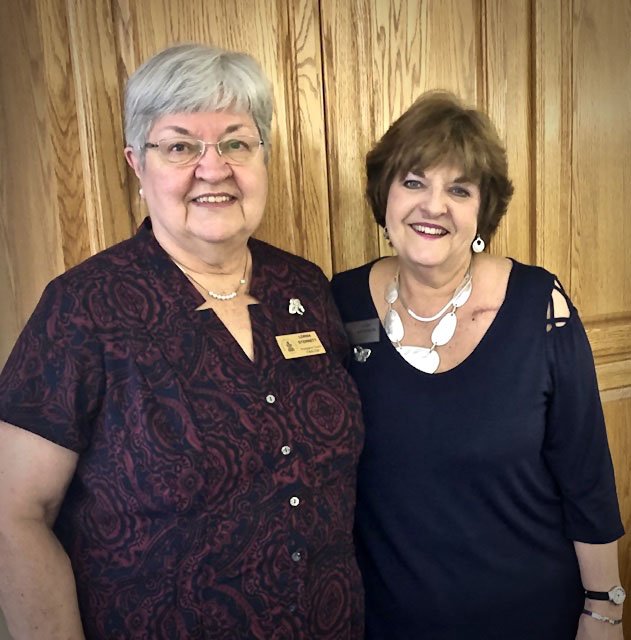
[583, 585, 626, 605]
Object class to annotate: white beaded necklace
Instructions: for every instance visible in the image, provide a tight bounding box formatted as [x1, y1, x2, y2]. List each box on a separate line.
[175, 251, 249, 301]
[384, 267, 473, 373]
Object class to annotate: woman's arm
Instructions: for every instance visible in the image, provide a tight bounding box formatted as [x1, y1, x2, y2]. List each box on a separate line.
[542, 285, 625, 638]
[574, 540, 624, 639]
[0, 421, 85, 639]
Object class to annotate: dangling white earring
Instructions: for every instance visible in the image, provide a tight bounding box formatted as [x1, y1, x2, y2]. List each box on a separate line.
[139, 188, 144, 199]
[472, 234, 485, 253]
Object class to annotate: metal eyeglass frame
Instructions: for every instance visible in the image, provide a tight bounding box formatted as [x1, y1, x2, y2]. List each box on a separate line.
[142, 135, 264, 166]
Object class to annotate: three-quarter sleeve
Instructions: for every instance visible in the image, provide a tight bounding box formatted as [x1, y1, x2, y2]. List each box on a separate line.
[0, 278, 104, 452]
[543, 299, 624, 542]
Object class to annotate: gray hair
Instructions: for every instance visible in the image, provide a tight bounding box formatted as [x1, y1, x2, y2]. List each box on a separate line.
[124, 43, 274, 162]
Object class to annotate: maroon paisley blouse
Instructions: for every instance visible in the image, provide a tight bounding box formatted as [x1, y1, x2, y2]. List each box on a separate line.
[0, 218, 365, 639]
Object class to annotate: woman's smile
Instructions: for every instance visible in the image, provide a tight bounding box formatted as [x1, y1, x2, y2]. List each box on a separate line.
[409, 222, 449, 237]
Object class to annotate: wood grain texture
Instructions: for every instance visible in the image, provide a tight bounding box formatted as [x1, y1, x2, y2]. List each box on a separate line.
[571, 0, 631, 318]
[38, 0, 91, 269]
[586, 315, 631, 362]
[0, 0, 65, 366]
[113, 0, 332, 273]
[321, 0, 380, 272]
[266, 0, 332, 273]
[482, 0, 531, 263]
[320, 0, 379, 271]
[601, 394, 631, 631]
[534, 0, 573, 285]
[66, 0, 134, 253]
[597, 361, 631, 394]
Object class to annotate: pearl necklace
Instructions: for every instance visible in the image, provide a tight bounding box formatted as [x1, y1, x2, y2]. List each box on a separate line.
[384, 267, 472, 373]
[175, 251, 249, 301]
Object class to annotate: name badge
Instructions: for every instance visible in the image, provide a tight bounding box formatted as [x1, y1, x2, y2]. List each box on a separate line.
[344, 318, 380, 344]
[276, 331, 326, 359]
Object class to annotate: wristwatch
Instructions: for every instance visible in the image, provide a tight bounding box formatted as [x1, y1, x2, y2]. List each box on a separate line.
[584, 585, 626, 605]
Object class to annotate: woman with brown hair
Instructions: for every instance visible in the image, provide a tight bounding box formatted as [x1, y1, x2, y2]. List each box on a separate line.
[332, 91, 625, 639]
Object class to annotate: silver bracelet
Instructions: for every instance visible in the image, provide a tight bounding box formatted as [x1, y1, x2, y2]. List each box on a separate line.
[582, 608, 622, 625]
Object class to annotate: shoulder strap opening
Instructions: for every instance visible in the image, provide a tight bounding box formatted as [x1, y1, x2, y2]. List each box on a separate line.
[546, 280, 571, 332]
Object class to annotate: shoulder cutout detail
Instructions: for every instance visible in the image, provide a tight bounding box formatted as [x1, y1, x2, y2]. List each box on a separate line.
[546, 279, 571, 332]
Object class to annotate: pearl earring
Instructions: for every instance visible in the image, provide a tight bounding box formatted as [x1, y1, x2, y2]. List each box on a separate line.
[139, 188, 144, 198]
[472, 234, 485, 253]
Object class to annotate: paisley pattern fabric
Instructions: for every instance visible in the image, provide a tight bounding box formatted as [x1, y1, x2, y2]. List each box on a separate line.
[0, 218, 365, 639]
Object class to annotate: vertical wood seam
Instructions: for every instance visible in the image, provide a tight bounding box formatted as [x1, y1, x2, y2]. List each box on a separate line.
[318, 0, 336, 276]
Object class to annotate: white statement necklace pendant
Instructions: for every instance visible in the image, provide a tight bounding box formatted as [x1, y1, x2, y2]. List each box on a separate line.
[384, 308, 404, 343]
[452, 277, 473, 308]
[396, 345, 440, 374]
[431, 311, 457, 346]
[385, 278, 399, 304]
[383, 265, 473, 374]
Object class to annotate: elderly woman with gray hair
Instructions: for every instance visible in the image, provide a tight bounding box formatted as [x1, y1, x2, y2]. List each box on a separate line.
[0, 44, 364, 639]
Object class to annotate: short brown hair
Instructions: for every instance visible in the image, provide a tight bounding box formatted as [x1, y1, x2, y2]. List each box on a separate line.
[365, 91, 514, 243]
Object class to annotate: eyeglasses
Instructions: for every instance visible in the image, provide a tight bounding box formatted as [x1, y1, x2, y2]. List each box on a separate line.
[143, 134, 264, 166]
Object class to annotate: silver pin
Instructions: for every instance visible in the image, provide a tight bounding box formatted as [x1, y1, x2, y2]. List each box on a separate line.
[353, 346, 372, 362]
[288, 298, 305, 315]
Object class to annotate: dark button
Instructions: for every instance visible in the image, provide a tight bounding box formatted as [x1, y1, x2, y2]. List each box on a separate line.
[288, 603, 297, 613]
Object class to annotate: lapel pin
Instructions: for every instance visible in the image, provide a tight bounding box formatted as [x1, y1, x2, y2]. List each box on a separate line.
[288, 298, 305, 315]
[353, 346, 372, 362]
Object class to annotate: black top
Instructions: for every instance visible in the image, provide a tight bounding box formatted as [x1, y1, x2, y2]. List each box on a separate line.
[331, 259, 623, 640]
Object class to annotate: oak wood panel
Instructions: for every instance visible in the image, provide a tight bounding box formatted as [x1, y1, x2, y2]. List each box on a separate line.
[322, 0, 480, 273]
[113, 0, 332, 273]
[268, 0, 332, 273]
[483, 0, 532, 263]
[321, 0, 379, 272]
[66, 0, 134, 252]
[571, 0, 631, 318]
[0, 0, 70, 367]
[601, 391, 631, 631]
[587, 316, 631, 360]
[597, 361, 631, 394]
[534, 0, 573, 285]
[38, 0, 92, 271]
[535, 3, 631, 399]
